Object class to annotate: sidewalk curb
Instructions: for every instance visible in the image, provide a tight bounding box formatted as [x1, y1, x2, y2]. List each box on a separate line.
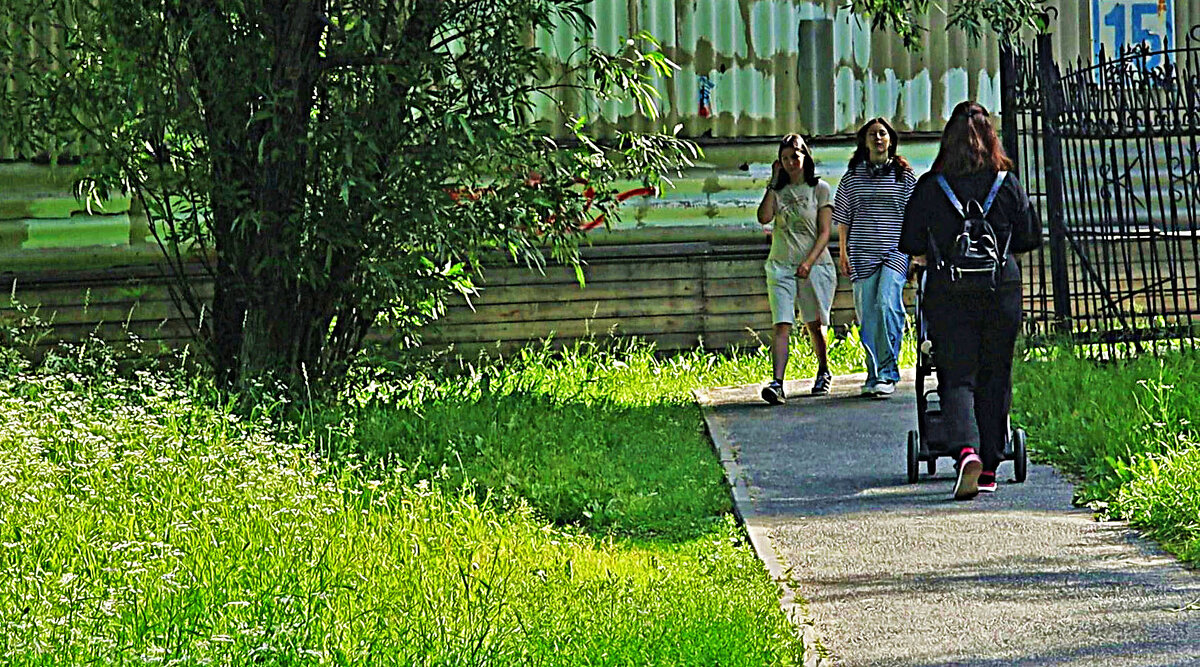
[694, 389, 828, 667]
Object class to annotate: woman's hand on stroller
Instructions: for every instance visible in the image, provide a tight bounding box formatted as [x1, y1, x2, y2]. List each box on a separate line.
[907, 255, 927, 282]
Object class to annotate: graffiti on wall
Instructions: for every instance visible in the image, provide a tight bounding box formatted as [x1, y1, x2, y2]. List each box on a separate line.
[697, 75, 715, 118]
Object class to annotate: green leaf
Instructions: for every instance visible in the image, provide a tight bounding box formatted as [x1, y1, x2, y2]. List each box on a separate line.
[457, 115, 476, 144]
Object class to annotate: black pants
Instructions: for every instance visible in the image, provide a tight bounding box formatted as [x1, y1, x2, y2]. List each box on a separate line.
[924, 284, 1022, 473]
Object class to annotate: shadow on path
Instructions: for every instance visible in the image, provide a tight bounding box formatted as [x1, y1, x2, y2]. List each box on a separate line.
[697, 370, 1200, 667]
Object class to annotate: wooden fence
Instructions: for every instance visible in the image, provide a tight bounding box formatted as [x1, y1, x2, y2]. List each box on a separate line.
[2, 237, 1195, 360]
[0, 239, 849, 359]
[417, 240, 861, 356]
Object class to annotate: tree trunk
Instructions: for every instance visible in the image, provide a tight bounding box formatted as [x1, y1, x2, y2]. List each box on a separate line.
[210, 247, 247, 387]
[192, 2, 328, 388]
[188, 0, 440, 389]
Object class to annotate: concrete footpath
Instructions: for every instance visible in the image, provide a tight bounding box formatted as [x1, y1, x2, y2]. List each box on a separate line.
[696, 370, 1200, 667]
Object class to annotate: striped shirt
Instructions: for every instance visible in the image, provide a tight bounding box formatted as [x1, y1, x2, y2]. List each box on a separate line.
[833, 161, 917, 282]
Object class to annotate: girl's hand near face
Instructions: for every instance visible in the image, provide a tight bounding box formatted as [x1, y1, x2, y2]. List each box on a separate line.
[758, 163, 782, 224]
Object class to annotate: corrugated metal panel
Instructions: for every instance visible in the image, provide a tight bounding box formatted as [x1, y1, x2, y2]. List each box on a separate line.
[536, 0, 1009, 138]
[1, 8, 77, 161]
[536, 0, 1200, 139]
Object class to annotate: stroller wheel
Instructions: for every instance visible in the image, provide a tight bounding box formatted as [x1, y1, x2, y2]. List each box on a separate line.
[906, 430, 920, 484]
[926, 459, 936, 476]
[1012, 428, 1028, 483]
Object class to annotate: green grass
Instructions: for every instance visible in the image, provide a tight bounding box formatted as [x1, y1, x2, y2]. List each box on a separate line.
[0, 322, 909, 663]
[1013, 346, 1200, 561]
[31, 308, 1200, 661]
[0, 328, 906, 665]
[315, 329, 909, 539]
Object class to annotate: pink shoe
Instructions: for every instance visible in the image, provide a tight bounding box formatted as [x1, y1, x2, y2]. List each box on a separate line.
[978, 471, 997, 493]
[954, 451, 983, 500]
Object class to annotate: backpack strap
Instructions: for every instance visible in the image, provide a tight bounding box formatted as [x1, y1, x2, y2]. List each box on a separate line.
[981, 171, 1008, 216]
[936, 171, 1008, 217]
[926, 225, 945, 272]
[935, 174, 964, 216]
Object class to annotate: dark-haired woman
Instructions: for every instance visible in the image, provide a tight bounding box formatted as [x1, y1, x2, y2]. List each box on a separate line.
[899, 101, 1042, 500]
[833, 118, 916, 398]
[757, 133, 836, 405]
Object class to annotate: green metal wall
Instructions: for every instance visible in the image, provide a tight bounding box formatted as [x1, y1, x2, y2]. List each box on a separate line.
[1046, 0, 1191, 66]
[3, 1, 1194, 156]
[535, 0, 1005, 138]
[535, 0, 1199, 139]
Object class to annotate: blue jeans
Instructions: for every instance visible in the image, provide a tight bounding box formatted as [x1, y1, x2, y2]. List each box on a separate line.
[852, 266, 906, 386]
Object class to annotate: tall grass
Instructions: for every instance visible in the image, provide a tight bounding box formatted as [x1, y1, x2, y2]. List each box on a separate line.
[1013, 347, 1200, 561]
[312, 329, 909, 539]
[0, 333, 830, 664]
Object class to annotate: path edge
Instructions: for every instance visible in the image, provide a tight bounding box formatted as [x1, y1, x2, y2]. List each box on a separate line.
[694, 387, 828, 667]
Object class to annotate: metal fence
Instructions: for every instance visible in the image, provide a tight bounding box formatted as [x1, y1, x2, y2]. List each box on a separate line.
[1002, 29, 1200, 356]
[1000, 38, 1057, 342]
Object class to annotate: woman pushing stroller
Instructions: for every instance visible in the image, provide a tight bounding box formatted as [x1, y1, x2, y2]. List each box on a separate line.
[900, 101, 1042, 500]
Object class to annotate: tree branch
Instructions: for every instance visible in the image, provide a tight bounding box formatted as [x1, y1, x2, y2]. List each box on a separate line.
[320, 0, 441, 72]
[319, 54, 411, 70]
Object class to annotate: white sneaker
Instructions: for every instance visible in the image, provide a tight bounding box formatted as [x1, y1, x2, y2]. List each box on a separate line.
[860, 382, 878, 396]
[874, 381, 896, 397]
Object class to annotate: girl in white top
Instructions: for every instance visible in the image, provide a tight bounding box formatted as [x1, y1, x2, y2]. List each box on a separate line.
[757, 133, 837, 405]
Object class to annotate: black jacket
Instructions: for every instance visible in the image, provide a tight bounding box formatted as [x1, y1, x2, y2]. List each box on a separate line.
[900, 170, 1043, 289]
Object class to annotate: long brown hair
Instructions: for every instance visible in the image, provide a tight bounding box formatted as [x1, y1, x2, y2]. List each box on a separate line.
[847, 117, 912, 182]
[772, 133, 820, 190]
[931, 101, 1014, 176]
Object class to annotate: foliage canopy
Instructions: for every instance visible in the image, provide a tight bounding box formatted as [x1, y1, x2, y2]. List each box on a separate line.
[849, 0, 1052, 49]
[0, 0, 695, 388]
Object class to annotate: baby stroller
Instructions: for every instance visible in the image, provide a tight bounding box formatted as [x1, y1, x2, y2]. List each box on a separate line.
[906, 266, 1028, 484]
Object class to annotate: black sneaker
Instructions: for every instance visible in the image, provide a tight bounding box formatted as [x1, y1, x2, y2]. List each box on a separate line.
[761, 380, 786, 405]
[811, 370, 832, 395]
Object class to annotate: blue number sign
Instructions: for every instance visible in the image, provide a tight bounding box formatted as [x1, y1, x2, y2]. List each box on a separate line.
[1092, 0, 1174, 67]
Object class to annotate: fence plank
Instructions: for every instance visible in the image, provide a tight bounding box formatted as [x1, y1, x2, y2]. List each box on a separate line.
[438, 295, 705, 325]
[418, 313, 707, 344]
[479, 259, 703, 287]
[469, 279, 698, 306]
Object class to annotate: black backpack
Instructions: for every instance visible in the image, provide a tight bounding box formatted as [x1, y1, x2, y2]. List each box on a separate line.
[928, 172, 1010, 291]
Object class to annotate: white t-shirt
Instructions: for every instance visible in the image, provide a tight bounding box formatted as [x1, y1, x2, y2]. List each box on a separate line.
[767, 180, 834, 267]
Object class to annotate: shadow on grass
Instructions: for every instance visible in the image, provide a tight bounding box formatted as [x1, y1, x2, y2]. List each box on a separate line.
[310, 390, 733, 542]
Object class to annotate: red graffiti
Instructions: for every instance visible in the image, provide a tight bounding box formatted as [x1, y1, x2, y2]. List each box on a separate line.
[580, 186, 655, 231]
[445, 174, 655, 232]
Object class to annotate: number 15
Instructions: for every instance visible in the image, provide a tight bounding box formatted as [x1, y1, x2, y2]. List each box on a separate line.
[1095, 0, 1173, 68]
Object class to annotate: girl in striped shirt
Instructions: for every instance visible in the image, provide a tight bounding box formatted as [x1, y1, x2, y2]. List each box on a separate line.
[833, 118, 916, 397]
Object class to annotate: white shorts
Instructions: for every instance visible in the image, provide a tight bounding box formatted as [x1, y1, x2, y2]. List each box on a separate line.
[765, 260, 837, 326]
